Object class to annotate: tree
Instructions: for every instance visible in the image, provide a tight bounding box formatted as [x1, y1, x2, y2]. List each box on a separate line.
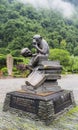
[0, 0, 78, 57]
[60, 40, 67, 49]
[74, 46, 78, 56]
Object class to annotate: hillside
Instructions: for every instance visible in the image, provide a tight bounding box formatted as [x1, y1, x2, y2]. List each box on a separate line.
[0, 0, 78, 56]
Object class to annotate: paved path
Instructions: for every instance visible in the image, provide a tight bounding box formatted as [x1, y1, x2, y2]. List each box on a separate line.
[0, 78, 26, 103]
[58, 74, 78, 102]
[0, 74, 78, 103]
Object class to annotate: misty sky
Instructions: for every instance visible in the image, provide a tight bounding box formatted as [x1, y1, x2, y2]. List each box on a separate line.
[18, 0, 76, 18]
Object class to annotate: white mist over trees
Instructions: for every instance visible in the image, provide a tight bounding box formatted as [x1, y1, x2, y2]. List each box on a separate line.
[18, 0, 76, 18]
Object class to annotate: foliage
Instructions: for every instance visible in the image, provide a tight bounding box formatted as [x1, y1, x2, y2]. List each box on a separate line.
[0, 55, 6, 69]
[12, 67, 21, 77]
[0, 55, 24, 69]
[0, 0, 78, 57]
[0, 0, 78, 74]
[72, 56, 78, 73]
[73, 46, 78, 56]
[13, 57, 23, 65]
[49, 49, 78, 73]
[1, 67, 8, 76]
[13, 65, 30, 78]
[49, 49, 70, 67]
[23, 58, 30, 64]
[11, 49, 21, 57]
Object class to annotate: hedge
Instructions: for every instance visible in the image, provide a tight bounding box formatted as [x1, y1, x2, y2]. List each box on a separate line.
[0, 54, 24, 69]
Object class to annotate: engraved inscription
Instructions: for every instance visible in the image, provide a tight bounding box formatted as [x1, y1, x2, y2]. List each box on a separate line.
[53, 93, 72, 114]
[10, 96, 39, 114]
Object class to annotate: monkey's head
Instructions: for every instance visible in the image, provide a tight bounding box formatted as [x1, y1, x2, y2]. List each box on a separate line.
[32, 34, 42, 45]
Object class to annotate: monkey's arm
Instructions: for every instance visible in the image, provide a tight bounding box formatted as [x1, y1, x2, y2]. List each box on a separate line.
[33, 44, 46, 55]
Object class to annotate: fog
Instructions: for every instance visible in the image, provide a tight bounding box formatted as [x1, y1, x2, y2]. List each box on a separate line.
[18, 0, 76, 18]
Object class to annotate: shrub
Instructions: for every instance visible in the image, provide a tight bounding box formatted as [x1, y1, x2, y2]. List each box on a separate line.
[13, 57, 23, 65]
[72, 56, 78, 73]
[0, 55, 6, 69]
[11, 50, 21, 57]
[49, 49, 71, 72]
[13, 66, 30, 77]
[49, 49, 70, 66]
[1, 67, 8, 76]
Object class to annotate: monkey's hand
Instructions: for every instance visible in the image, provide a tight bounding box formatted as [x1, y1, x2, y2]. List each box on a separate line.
[32, 53, 37, 57]
[33, 43, 38, 48]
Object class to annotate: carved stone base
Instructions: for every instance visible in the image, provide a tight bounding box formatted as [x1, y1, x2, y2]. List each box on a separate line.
[3, 90, 75, 125]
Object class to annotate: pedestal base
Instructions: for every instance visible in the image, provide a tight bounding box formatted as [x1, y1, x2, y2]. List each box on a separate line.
[3, 90, 75, 125]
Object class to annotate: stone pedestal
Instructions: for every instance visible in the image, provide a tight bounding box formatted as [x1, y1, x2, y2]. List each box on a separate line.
[3, 90, 75, 125]
[3, 59, 76, 125]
